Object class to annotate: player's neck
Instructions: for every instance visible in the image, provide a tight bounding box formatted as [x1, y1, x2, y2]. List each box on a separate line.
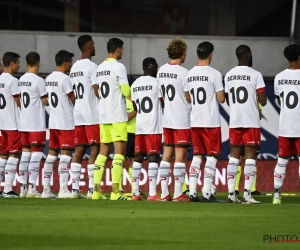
[3, 67, 13, 75]
[289, 62, 300, 70]
[238, 61, 249, 66]
[197, 59, 210, 66]
[27, 67, 39, 74]
[80, 53, 92, 60]
[169, 59, 181, 65]
[55, 66, 67, 74]
[107, 53, 118, 60]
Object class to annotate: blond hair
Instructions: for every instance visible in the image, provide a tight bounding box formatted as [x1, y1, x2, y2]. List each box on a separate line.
[166, 37, 188, 59]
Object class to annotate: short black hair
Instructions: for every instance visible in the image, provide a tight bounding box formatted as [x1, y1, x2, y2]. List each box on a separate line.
[284, 44, 300, 62]
[77, 34, 93, 51]
[107, 38, 123, 53]
[55, 50, 74, 66]
[26, 52, 40, 67]
[197, 42, 214, 60]
[143, 57, 158, 70]
[2, 52, 20, 67]
[236, 45, 251, 58]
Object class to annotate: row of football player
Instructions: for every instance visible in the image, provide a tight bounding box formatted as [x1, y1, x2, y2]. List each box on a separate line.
[0, 35, 299, 204]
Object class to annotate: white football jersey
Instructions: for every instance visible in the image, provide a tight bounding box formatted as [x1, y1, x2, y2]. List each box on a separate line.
[96, 58, 128, 124]
[131, 75, 163, 134]
[70, 59, 99, 126]
[0, 73, 20, 130]
[18, 73, 47, 132]
[46, 71, 74, 130]
[184, 66, 223, 127]
[224, 66, 265, 128]
[275, 69, 300, 137]
[157, 63, 190, 129]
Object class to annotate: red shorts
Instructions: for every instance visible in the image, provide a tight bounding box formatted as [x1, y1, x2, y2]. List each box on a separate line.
[135, 134, 162, 155]
[49, 129, 75, 150]
[191, 127, 221, 156]
[0, 130, 22, 155]
[74, 125, 100, 146]
[163, 128, 191, 148]
[21, 131, 46, 151]
[229, 128, 260, 146]
[278, 136, 300, 158]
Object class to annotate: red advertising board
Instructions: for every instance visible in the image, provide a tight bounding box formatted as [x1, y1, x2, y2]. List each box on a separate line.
[8, 160, 300, 193]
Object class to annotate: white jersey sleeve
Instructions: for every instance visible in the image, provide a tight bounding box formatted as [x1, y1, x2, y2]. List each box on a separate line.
[18, 73, 47, 131]
[97, 59, 128, 123]
[157, 63, 190, 129]
[275, 69, 300, 137]
[131, 76, 163, 134]
[0, 73, 20, 130]
[46, 71, 74, 130]
[70, 59, 99, 125]
[185, 66, 223, 127]
[224, 66, 265, 128]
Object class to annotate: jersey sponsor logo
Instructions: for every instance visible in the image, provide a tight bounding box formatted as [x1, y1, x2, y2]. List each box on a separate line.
[187, 76, 209, 83]
[18, 81, 32, 87]
[96, 70, 110, 77]
[69, 71, 83, 78]
[158, 72, 177, 79]
[227, 75, 251, 82]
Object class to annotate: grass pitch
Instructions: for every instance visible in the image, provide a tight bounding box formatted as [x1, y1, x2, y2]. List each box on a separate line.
[1, 194, 300, 250]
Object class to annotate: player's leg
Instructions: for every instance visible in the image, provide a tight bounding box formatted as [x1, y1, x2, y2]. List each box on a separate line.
[227, 128, 242, 203]
[242, 128, 261, 204]
[131, 134, 145, 200]
[251, 148, 261, 195]
[27, 131, 46, 198]
[0, 133, 7, 195]
[172, 129, 190, 202]
[146, 134, 162, 201]
[201, 128, 223, 202]
[86, 124, 100, 198]
[110, 122, 131, 200]
[57, 130, 74, 199]
[235, 146, 245, 195]
[92, 124, 111, 200]
[189, 128, 203, 201]
[2, 130, 22, 198]
[160, 128, 175, 201]
[123, 132, 135, 193]
[19, 132, 31, 198]
[273, 137, 293, 204]
[70, 126, 87, 198]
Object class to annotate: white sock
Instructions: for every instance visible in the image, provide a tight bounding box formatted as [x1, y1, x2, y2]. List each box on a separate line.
[174, 162, 186, 198]
[189, 157, 202, 197]
[19, 152, 31, 185]
[71, 163, 81, 190]
[243, 159, 256, 199]
[132, 161, 142, 195]
[227, 157, 239, 196]
[87, 164, 94, 189]
[274, 157, 289, 199]
[4, 157, 19, 193]
[0, 158, 7, 187]
[148, 162, 158, 196]
[58, 155, 71, 191]
[159, 161, 171, 197]
[28, 152, 43, 192]
[203, 157, 217, 198]
[43, 155, 57, 192]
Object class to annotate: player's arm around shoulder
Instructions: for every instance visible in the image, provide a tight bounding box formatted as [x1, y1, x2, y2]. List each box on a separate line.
[37, 77, 49, 106]
[183, 73, 191, 103]
[223, 73, 230, 106]
[215, 71, 225, 104]
[12, 78, 21, 108]
[64, 77, 76, 105]
[118, 63, 131, 97]
[90, 63, 100, 98]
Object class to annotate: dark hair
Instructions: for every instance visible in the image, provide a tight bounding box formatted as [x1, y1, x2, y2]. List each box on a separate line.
[26, 52, 40, 67]
[284, 44, 300, 62]
[77, 34, 93, 51]
[2, 52, 20, 67]
[235, 45, 251, 58]
[143, 57, 158, 70]
[197, 42, 214, 60]
[107, 38, 124, 53]
[55, 50, 74, 66]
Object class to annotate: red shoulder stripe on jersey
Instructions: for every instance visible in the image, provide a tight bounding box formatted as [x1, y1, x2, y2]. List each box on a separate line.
[67, 91, 74, 97]
[41, 94, 48, 99]
[13, 94, 20, 98]
[256, 88, 265, 93]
